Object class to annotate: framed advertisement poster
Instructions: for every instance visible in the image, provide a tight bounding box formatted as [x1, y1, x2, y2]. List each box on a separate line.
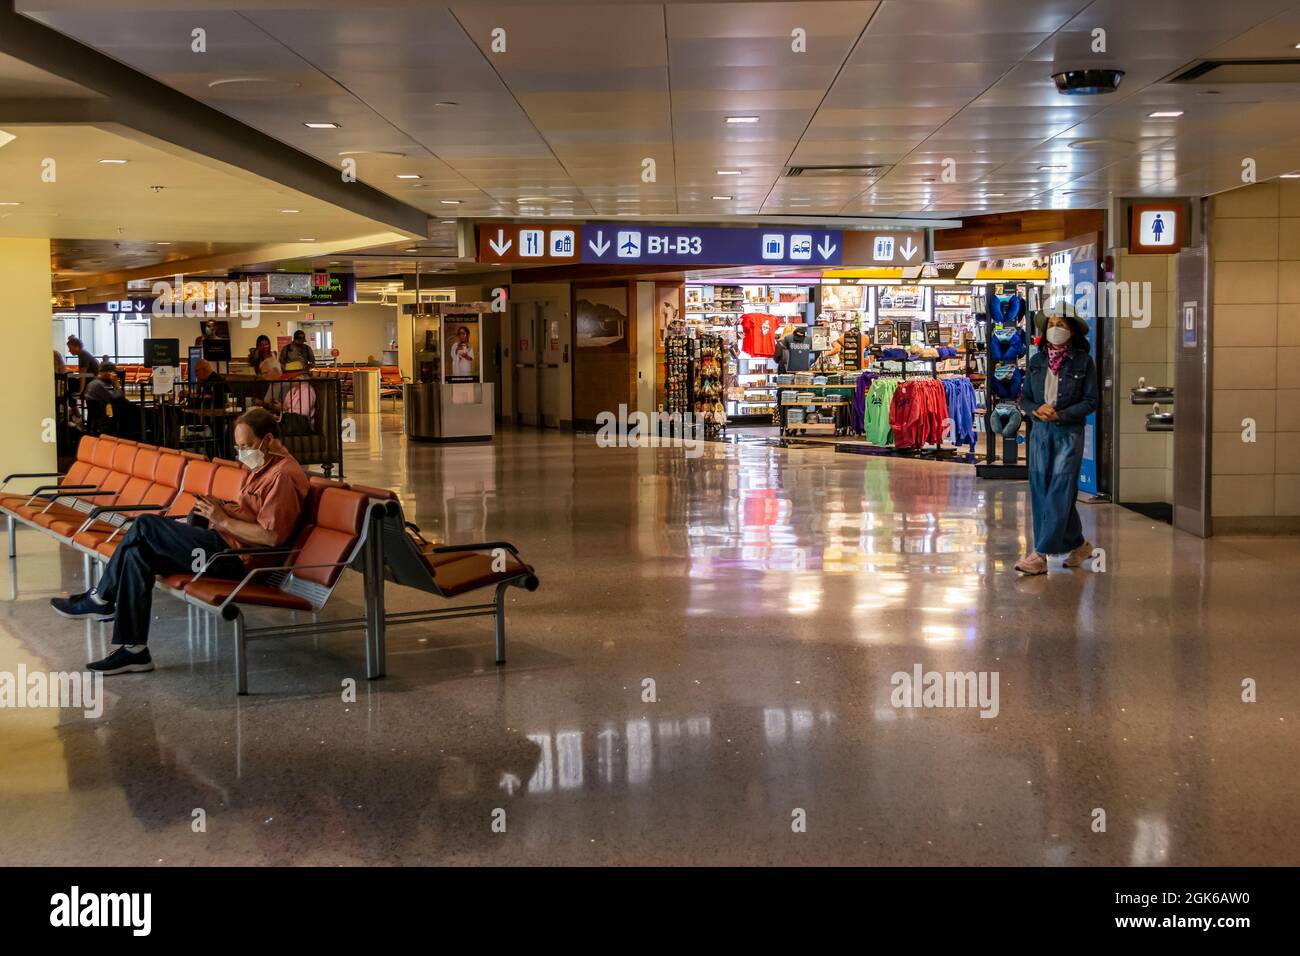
[444, 313, 481, 383]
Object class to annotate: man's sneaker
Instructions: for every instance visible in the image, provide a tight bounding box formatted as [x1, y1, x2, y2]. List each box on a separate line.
[1063, 540, 1094, 569]
[87, 645, 153, 675]
[50, 590, 115, 622]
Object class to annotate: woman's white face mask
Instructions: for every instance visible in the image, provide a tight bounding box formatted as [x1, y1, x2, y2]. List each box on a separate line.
[1046, 326, 1071, 346]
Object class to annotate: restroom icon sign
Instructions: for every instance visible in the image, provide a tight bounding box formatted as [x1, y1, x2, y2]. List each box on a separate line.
[873, 236, 895, 261]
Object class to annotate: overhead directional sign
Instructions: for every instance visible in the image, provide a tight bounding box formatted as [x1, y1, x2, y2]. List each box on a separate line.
[476, 223, 582, 263]
[580, 224, 843, 266]
[474, 222, 934, 267]
[842, 229, 928, 267]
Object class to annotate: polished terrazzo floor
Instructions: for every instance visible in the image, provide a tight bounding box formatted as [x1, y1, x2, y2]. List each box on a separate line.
[1, 415, 1297, 866]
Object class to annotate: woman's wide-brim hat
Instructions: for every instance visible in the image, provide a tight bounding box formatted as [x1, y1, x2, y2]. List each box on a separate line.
[1034, 299, 1090, 345]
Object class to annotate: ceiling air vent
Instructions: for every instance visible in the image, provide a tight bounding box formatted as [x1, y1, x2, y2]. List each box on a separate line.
[784, 164, 890, 178]
[1169, 59, 1300, 84]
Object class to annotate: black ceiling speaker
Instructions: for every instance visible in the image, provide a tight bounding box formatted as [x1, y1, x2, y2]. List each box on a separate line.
[1052, 68, 1125, 95]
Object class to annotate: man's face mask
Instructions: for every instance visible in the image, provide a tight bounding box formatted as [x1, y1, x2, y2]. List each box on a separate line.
[238, 439, 266, 471]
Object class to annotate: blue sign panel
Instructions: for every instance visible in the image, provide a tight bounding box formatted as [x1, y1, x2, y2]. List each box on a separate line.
[579, 224, 843, 266]
[1071, 257, 1100, 497]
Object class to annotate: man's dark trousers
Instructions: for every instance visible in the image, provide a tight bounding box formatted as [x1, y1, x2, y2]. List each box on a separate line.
[94, 515, 245, 646]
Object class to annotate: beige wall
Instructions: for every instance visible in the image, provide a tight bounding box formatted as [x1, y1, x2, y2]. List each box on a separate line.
[1114, 251, 1177, 503]
[0, 238, 57, 479]
[1209, 181, 1300, 522]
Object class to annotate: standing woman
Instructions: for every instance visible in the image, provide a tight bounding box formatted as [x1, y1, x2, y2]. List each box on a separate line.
[1015, 303, 1099, 575]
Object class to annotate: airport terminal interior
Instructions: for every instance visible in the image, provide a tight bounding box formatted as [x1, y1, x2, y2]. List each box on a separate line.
[2, 0, 1300, 868]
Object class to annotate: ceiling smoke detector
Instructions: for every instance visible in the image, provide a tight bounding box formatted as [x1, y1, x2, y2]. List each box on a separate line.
[1052, 69, 1125, 95]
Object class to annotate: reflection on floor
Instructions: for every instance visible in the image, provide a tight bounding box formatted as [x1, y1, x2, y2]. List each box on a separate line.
[1, 414, 1296, 865]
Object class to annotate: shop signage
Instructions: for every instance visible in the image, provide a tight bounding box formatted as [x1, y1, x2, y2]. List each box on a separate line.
[1129, 203, 1183, 254]
[842, 229, 927, 266]
[477, 224, 583, 263]
[580, 224, 843, 265]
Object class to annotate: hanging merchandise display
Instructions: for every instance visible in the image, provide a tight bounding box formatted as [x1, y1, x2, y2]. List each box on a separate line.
[977, 282, 1043, 476]
[693, 334, 728, 432]
[664, 335, 691, 414]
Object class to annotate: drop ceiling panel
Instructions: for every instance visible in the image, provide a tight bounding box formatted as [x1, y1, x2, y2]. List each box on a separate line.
[14, 0, 1300, 223]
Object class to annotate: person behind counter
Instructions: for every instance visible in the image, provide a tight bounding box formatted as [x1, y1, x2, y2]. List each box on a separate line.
[279, 329, 316, 373]
[188, 358, 229, 408]
[248, 334, 274, 374]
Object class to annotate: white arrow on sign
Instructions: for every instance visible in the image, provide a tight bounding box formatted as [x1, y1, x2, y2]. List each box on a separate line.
[817, 237, 837, 260]
[488, 228, 512, 257]
[899, 237, 918, 261]
[588, 230, 610, 256]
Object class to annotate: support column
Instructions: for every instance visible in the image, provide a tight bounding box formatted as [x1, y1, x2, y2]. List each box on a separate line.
[0, 238, 56, 481]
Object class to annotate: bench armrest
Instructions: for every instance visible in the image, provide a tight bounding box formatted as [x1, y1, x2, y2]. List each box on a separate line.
[75, 503, 168, 536]
[189, 546, 303, 582]
[27, 482, 97, 496]
[1, 471, 62, 489]
[212, 560, 354, 614]
[427, 541, 521, 558]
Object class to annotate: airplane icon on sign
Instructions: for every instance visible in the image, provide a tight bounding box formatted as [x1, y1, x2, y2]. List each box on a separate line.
[617, 231, 642, 258]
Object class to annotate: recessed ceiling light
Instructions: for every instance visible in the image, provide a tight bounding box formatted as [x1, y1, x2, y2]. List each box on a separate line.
[0, 201, 20, 206]
[299, 238, 317, 242]
[98, 159, 128, 164]
[1148, 110, 1184, 118]
[441, 220, 455, 224]
[716, 169, 742, 176]
[304, 122, 340, 129]
[725, 116, 759, 124]
[984, 193, 1006, 198]
[396, 174, 422, 180]
[439, 199, 461, 205]
[712, 195, 733, 200]
[154, 241, 171, 245]
[405, 247, 418, 253]
[1281, 172, 1300, 179]
[279, 208, 300, 213]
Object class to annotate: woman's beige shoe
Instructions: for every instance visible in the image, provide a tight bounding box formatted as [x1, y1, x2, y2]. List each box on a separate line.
[1063, 540, 1093, 568]
[1015, 552, 1048, 575]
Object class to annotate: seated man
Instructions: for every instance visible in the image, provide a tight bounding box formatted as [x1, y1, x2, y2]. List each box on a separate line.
[50, 407, 309, 676]
[82, 362, 126, 435]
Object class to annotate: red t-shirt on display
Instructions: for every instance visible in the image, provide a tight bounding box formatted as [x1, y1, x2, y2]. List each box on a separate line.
[740, 313, 778, 357]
